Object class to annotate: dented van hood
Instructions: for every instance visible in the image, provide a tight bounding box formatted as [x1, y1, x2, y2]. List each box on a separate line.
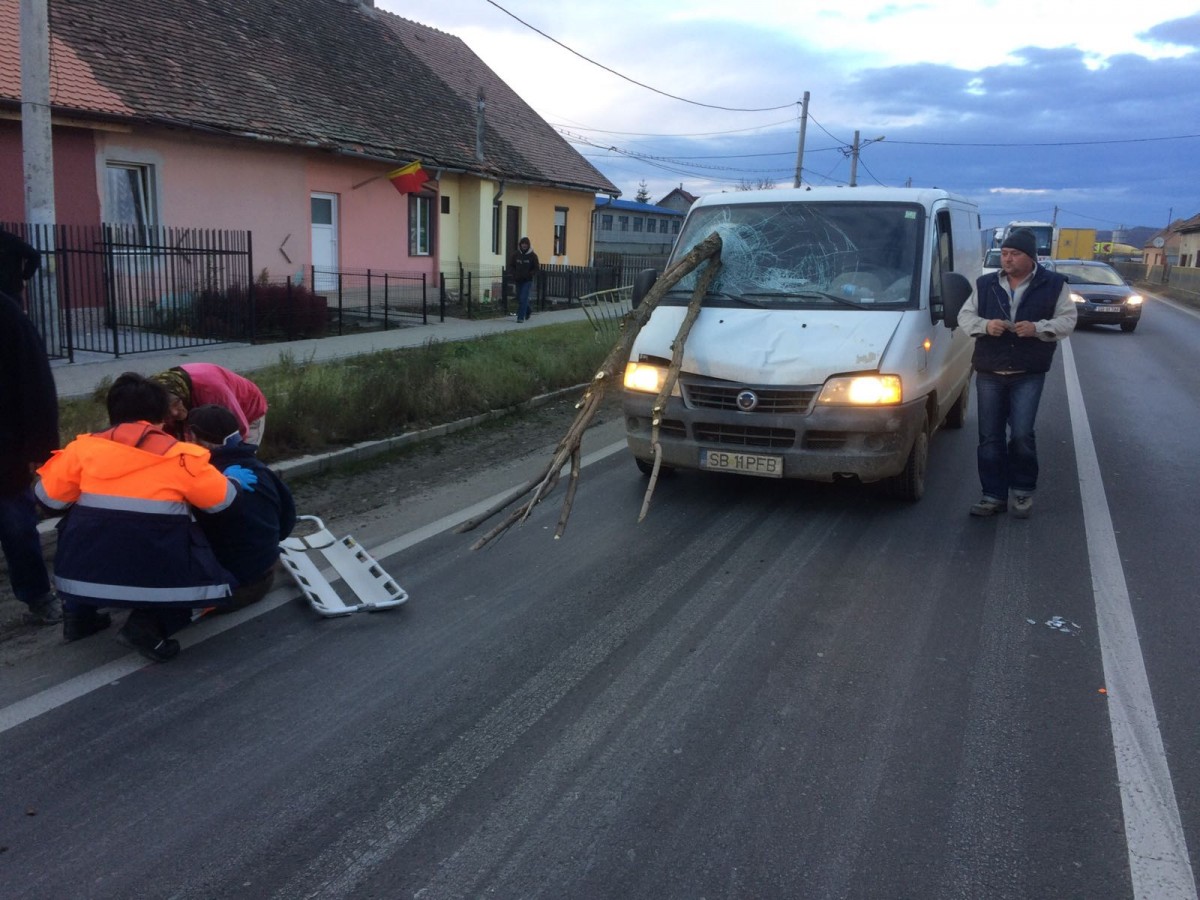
[632, 306, 905, 385]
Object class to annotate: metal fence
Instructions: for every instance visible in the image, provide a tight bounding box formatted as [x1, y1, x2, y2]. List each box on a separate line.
[5, 221, 254, 361]
[435, 262, 625, 319]
[312, 266, 436, 334]
[594, 251, 670, 286]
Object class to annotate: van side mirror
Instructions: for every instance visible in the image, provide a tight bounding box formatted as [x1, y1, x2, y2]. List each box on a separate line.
[940, 272, 973, 328]
[631, 268, 658, 309]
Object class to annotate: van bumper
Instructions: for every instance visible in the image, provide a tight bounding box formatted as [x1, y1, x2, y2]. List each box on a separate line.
[623, 390, 928, 482]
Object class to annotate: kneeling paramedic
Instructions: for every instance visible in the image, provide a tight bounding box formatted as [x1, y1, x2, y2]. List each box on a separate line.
[35, 373, 258, 662]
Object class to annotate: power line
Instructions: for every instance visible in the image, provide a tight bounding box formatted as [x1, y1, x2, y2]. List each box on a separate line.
[886, 134, 1200, 148]
[547, 117, 799, 138]
[484, 0, 799, 113]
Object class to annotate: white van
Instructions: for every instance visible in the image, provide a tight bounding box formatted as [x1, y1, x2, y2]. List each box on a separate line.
[622, 186, 980, 500]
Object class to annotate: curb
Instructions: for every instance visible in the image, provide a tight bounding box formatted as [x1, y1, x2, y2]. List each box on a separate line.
[36, 382, 592, 537]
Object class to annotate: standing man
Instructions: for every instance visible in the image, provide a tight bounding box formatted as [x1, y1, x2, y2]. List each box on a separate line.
[0, 226, 41, 301]
[509, 237, 540, 323]
[958, 228, 1077, 518]
[0, 287, 61, 625]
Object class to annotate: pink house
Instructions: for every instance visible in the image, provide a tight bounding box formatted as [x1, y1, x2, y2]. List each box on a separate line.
[0, 0, 617, 292]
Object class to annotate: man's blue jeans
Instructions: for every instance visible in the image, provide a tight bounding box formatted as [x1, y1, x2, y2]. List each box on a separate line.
[516, 280, 532, 322]
[0, 487, 52, 604]
[975, 371, 1046, 501]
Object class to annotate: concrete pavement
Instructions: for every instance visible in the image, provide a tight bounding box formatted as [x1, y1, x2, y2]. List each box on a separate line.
[50, 305, 594, 400]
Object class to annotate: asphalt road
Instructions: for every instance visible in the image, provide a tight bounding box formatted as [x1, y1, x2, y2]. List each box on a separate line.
[2, 295, 1198, 900]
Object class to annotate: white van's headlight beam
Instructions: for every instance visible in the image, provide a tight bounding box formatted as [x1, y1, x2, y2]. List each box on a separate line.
[818, 374, 903, 405]
[624, 362, 669, 394]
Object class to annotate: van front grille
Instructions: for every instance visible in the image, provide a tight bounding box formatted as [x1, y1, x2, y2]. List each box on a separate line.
[684, 381, 817, 414]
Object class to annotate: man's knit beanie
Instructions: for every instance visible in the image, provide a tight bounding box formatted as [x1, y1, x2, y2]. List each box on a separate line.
[1000, 228, 1038, 260]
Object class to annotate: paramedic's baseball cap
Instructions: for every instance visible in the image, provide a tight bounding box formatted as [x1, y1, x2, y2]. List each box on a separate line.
[187, 404, 240, 445]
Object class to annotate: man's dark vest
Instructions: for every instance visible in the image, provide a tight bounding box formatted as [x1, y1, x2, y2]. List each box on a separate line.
[971, 266, 1067, 374]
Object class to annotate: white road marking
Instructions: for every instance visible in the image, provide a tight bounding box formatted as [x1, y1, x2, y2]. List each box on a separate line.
[1061, 339, 1198, 900]
[0, 440, 630, 735]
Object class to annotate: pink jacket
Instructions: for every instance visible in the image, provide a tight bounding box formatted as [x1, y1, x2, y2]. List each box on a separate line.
[181, 364, 267, 439]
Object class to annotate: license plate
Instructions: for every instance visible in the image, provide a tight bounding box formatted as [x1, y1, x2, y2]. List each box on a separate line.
[1095, 304, 1122, 313]
[701, 449, 783, 478]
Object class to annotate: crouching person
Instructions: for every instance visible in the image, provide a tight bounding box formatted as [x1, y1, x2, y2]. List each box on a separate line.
[35, 374, 245, 662]
[187, 404, 295, 610]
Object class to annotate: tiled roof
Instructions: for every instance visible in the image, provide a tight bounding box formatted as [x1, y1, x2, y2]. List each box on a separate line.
[0, 0, 617, 194]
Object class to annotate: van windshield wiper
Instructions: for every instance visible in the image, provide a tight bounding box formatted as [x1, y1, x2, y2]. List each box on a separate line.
[743, 290, 867, 310]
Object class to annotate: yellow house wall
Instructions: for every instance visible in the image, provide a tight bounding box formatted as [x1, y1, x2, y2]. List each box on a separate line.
[440, 177, 597, 271]
[527, 188, 594, 266]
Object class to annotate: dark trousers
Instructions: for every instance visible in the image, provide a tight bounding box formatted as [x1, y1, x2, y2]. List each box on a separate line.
[515, 280, 532, 321]
[0, 486, 52, 605]
[975, 370, 1046, 500]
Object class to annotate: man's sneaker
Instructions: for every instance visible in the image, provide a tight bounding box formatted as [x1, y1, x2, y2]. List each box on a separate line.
[970, 496, 1008, 517]
[1011, 493, 1034, 518]
[63, 610, 113, 642]
[23, 593, 63, 625]
[116, 618, 181, 663]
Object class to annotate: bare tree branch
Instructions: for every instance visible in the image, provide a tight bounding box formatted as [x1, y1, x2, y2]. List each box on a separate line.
[455, 231, 723, 548]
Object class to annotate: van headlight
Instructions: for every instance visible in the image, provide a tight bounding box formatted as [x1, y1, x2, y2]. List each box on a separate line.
[817, 374, 903, 405]
[624, 361, 669, 394]
[1125, 294, 1143, 306]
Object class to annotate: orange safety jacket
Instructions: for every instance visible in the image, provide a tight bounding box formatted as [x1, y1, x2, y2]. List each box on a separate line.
[35, 422, 238, 607]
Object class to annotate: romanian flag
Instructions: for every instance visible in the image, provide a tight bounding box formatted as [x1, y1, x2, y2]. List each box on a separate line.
[387, 160, 428, 194]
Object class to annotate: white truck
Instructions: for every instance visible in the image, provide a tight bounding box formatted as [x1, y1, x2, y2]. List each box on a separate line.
[622, 186, 980, 500]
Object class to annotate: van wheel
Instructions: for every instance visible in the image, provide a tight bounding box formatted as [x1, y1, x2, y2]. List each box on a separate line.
[1120, 320, 1138, 333]
[635, 456, 674, 477]
[887, 415, 929, 501]
[944, 383, 970, 429]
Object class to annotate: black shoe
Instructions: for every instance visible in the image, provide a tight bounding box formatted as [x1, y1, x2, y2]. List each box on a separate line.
[24, 593, 63, 625]
[63, 610, 113, 642]
[116, 618, 181, 662]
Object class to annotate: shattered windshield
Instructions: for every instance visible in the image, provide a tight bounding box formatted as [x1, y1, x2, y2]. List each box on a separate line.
[666, 201, 925, 310]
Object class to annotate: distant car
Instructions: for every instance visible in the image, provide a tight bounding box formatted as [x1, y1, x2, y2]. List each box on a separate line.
[1042, 259, 1143, 332]
[982, 248, 1001, 276]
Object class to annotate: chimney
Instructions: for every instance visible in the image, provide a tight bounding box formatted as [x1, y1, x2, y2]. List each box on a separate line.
[476, 89, 486, 163]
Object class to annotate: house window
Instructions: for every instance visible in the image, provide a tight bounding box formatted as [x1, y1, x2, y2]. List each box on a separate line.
[618, 216, 629, 232]
[409, 193, 434, 256]
[553, 207, 568, 255]
[106, 162, 158, 234]
[647, 218, 657, 234]
[441, 196, 451, 214]
[491, 204, 502, 255]
[601, 214, 613, 231]
[672, 220, 680, 234]
[633, 217, 644, 232]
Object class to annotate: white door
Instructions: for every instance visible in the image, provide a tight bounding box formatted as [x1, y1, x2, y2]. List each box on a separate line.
[311, 193, 338, 291]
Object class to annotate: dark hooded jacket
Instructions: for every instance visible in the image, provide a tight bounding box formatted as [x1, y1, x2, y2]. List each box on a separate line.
[509, 239, 539, 284]
[1, 290, 59, 493]
[194, 438, 296, 582]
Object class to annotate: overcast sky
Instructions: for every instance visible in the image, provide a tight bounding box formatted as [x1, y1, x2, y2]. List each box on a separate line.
[377, 0, 1200, 236]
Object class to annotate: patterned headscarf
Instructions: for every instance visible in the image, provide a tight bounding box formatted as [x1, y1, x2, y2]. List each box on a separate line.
[150, 367, 192, 406]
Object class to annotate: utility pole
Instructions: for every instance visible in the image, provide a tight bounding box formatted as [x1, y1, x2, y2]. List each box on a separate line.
[20, 0, 55, 227]
[20, 0, 60, 347]
[792, 91, 809, 188]
[847, 132, 884, 187]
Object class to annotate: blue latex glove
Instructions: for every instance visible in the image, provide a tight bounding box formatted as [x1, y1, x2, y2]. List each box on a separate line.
[225, 464, 258, 492]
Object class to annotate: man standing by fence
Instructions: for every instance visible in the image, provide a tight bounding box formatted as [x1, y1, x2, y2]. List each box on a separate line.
[509, 237, 539, 323]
